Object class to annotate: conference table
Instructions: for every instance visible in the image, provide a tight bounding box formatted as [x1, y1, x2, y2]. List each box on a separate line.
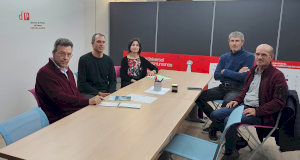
[0, 70, 212, 160]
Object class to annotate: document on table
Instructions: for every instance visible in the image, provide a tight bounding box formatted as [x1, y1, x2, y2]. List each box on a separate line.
[98, 102, 141, 109]
[147, 75, 172, 81]
[127, 94, 158, 103]
[144, 86, 170, 95]
[108, 96, 131, 101]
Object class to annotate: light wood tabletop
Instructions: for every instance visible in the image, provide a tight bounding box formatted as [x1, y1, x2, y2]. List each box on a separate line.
[0, 70, 212, 160]
[122, 70, 213, 101]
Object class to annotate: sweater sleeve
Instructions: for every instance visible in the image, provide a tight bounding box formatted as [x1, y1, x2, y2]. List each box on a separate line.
[78, 57, 99, 95]
[37, 70, 89, 110]
[120, 57, 132, 81]
[222, 54, 255, 82]
[107, 57, 117, 93]
[143, 57, 159, 74]
[214, 55, 225, 80]
[256, 72, 288, 117]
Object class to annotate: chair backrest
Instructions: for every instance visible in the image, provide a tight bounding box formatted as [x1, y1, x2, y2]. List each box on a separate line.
[74, 72, 78, 80]
[28, 88, 40, 107]
[213, 105, 244, 160]
[0, 107, 49, 145]
[114, 66, 121, 78]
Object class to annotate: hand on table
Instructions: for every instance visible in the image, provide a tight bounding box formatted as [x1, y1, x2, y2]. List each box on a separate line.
[89, 95, 104, 105]
[148, 70, 156, 76]
[98, 92, 110, 97]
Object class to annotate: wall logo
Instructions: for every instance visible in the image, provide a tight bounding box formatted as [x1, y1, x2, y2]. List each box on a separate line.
[19, 11, 46, 29]
[19, 11, 30, 20]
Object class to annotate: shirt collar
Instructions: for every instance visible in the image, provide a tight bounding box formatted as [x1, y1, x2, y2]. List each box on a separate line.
[255, 67, 259, 74]
[50, 58, 69, 73]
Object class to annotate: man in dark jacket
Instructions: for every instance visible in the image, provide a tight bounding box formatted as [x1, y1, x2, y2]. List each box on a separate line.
[210, 44, 288, 160]
[35, 38, 103, 124]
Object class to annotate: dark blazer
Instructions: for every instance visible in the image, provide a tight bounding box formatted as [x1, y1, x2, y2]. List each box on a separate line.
[120, 56, 158, 88]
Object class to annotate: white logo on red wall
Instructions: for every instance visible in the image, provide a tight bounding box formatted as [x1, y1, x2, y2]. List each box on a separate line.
[19, 11, 30, 20]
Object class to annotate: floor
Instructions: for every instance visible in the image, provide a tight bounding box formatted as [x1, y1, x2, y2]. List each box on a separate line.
[172, 113, 300, 160]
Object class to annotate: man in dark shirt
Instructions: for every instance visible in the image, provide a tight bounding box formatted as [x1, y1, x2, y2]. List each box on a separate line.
[78, 33, 117, 99]
[35, 38, 103, 124]
[187, 31, 255, 142]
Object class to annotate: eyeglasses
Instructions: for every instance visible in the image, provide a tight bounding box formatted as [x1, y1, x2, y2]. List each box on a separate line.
[58, 52, 73, 58]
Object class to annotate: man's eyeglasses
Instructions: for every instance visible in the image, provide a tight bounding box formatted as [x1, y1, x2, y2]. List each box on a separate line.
[58, 52, 73, 58]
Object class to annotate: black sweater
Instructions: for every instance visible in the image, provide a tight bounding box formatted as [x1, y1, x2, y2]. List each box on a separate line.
[120, 56, 158, 88]
[78, 52, 116, 95]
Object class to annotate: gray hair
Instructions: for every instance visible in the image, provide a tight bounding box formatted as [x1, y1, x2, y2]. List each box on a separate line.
[53, 38, 73, 52]
[228, 31, 245, 41]
[92, 33, 105, 43]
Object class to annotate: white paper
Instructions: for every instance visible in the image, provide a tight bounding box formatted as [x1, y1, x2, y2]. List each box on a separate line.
[144, 86, 170, 95]
[208, 63, 221, 89]
[98, 102, 119, 107]
[119, 103, 141, 109]
[108, 96, 116, 101]
[98, 102, 141, 109]
[127, 94, 158, 103]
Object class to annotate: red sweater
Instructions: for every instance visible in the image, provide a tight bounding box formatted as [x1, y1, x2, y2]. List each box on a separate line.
[234, 63, 288, 126]
[35, 59, 89, 124]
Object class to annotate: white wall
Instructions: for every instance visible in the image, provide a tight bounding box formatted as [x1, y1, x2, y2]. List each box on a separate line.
[0, 0, 158, 123]
[84, 0, 112, 55]
[84, 0, 96, 54]
[0, 0, 85, 123]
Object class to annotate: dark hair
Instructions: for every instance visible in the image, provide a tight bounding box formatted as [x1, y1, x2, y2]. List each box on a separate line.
[92, 33, 105, 43]
[53, 38, 73, 52]
[127, 38, 142, 55]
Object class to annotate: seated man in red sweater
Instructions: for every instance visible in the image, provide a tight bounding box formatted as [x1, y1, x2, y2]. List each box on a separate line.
[210, 44, 288, 160]
[35, 38, 103, 124]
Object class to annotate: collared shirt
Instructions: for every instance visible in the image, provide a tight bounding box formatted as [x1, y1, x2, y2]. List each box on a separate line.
[244, 67, 261, 107]
[50, 58, 69, 80]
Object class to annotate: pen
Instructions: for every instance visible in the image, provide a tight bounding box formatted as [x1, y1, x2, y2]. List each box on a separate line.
[160, 78, 164, 82]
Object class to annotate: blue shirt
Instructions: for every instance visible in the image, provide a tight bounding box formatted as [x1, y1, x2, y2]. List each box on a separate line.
[214, 48, 255, 85]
